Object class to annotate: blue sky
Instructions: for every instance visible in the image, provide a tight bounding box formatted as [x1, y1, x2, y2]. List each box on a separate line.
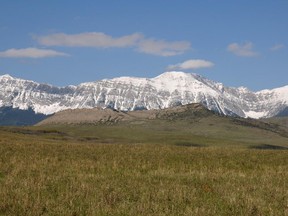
[0, 0, 287, 90]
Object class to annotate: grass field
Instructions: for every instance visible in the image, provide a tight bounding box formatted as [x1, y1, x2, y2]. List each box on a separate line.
[0, 122, 287, 215]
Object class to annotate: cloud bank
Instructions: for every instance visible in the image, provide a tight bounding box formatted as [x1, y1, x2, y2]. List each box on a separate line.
[0, 48, 69, 58]
[227, 42, 258, 57]
[35, 32, 191, 56]
[270, 44, 285, 51]
[167, 59, 214, 71]
[137, 39, 190, 56]
[36, 32, 142, 48]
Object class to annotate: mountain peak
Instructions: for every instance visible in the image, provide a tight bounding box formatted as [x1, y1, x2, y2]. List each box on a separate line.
[155, 71, 197, 79]
[0, 74, 14, 80]
[0, 72, 287, 118]
[151, 71, 213, 93]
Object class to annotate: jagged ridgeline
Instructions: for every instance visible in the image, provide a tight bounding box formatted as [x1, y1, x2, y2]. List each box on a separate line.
[0, 72, 288, 120]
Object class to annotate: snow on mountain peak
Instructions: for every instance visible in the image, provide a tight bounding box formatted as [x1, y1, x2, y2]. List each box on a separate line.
[0, 74, 14, 80]
[257, 85, 288, 103]
[151, 71, 208, 93]
[111, 76, 149, 86]
[0, 72, 287, 118]
[237, 86, 251, 93]
[153, 71, 200, 82]
[0, 74, 38, 86]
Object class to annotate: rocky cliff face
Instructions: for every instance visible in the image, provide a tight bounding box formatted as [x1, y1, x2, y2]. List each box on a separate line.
[0, 72, 287, 118]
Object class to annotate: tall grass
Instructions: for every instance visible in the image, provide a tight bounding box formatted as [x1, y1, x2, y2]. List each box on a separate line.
[0, 127, 287, 215]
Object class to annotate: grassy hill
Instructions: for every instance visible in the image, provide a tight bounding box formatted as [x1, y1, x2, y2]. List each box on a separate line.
[0, 104, 287, 215]
[263, 116, 288, 128]
[37, 103, 288, 148]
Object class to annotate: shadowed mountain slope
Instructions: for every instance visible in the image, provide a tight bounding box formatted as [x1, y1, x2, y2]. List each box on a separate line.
[0, 106, 48, 126]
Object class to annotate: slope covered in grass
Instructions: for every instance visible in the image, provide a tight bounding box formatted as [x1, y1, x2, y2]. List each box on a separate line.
[0, 123, 287, 215]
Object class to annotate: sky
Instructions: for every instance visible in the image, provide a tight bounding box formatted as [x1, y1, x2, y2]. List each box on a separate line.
[0, 0, 287, 91]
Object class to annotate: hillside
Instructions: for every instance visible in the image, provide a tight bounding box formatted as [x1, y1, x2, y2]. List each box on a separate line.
[37, 103, 213, 125]
[36, 103, 288, 148]
[262, 116, 288, 129]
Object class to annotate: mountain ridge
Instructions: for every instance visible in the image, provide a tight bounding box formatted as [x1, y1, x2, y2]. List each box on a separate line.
[0, 72, 287, 119]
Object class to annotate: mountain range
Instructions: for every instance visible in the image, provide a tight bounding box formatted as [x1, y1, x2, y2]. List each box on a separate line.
[0, 72, 287, 120]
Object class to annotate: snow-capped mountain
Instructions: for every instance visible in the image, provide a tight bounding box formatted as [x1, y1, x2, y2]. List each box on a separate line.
[0, 72, 287, 118]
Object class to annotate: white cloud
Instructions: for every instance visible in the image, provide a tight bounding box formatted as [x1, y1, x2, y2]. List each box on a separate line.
[167, 59, 214, 71]
[137, 39, 191, 56]
[35, 32, 191, 56]
[36, 32, 143, 48]
[227, 42, 258, 57]
[0, 48, 69, 58]
[270, 44, 285, 51]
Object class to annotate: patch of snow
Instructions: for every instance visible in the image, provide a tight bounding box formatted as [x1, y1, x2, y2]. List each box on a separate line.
[244, 110, 268, 119]
[33, 103, 72, 115]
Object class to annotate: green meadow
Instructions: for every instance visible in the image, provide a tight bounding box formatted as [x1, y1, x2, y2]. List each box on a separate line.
[0, 121, 287, 215]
